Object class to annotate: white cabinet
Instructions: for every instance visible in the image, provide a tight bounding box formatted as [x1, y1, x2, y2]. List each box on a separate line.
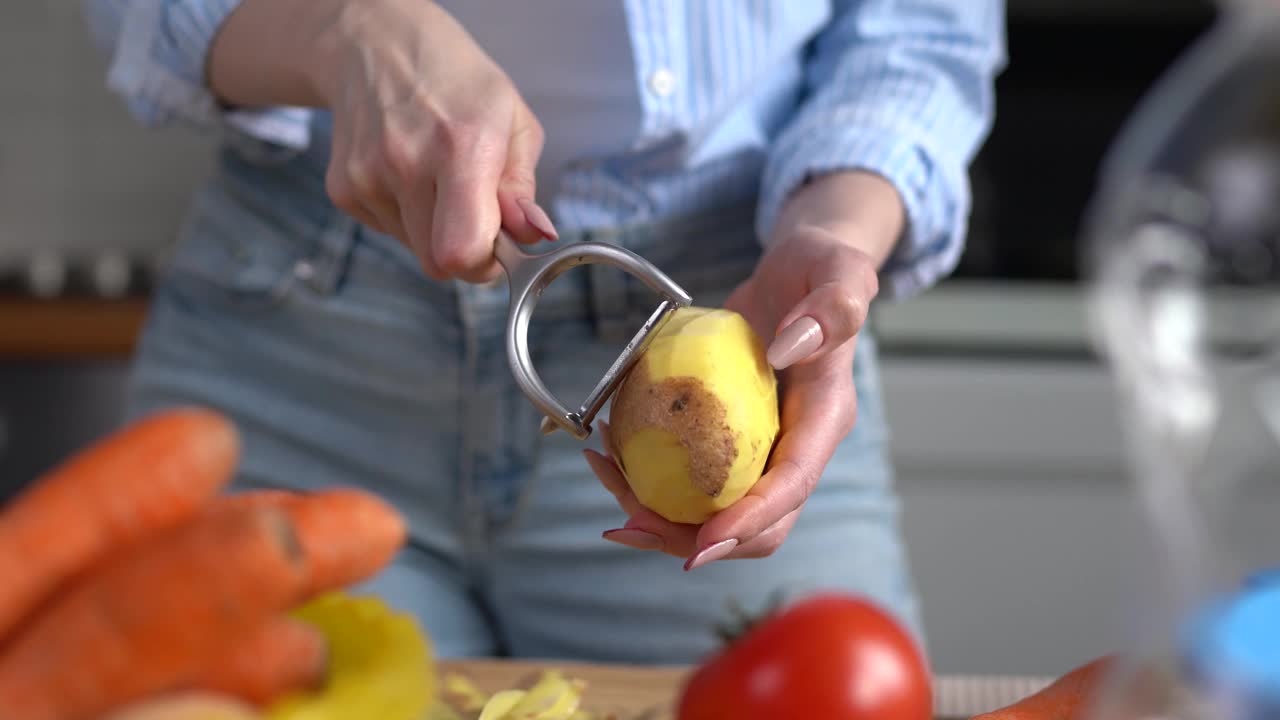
[0, 4, 214, 291]
[876, 283, 1280, 676]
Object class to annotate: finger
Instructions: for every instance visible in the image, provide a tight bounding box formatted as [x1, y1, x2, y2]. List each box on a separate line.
[583, 448, 628, 503]
[429, 134, 506, 282]
[362, 185, 408, 243]
[398, 182, 444, 280]
[723, 277, 767, 332]
[496, 103, 556, 245]
[688, 350, 856, 569]
[329, 168, 402, 244]
[624, 513, 698, 559]
[325, 123, 384, 234]
[767, 250, 879, 371]
[583, 449, 699, 558]
[600, 527, 665, 552]
[725, 508, 801, 560]
[326, 117, 411, 256]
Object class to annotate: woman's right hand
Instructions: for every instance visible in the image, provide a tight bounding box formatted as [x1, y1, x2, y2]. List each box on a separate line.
[209, 0, 558, 283]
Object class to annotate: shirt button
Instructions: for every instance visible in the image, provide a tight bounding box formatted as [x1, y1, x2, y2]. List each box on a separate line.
[293, 259, 316, 282]
[647, 68, 676, 97]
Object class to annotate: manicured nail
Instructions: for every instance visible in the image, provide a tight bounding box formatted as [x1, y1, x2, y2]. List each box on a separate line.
[684, 538, 739, 571]
[517, 197, 559, 240]
[767, 316, 823, 370]
[602, 528, 664, 551]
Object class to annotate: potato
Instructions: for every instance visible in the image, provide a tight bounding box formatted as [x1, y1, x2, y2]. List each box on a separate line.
[608, 307, 780, 524]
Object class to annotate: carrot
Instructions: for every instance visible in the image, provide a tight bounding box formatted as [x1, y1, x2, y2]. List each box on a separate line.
[973, 655, 1114, 720]
[190, 616, 328, 706]
[0, 407, 239, 642]
[102, 692, 263, 720]
[0, 504, 307, 720]
[215, 487, 407, 597]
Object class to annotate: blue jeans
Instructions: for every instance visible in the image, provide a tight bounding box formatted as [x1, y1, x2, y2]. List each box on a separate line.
[124, 144, 923, 663]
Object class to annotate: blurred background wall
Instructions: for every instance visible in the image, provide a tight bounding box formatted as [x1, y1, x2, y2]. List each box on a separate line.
[4, 0, 1277, 678]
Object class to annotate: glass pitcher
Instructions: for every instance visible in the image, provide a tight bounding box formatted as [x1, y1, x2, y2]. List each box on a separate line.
[1084, 0, 1280, 717]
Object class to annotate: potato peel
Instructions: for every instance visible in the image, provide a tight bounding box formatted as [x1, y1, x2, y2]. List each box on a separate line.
[440, 669, 596, 720]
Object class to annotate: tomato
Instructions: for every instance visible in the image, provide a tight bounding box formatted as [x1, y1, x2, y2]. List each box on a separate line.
[676, 592, 932, 720]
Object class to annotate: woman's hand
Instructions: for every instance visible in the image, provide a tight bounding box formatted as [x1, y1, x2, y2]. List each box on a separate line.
[208, 0, 557, 283]
[588, 171, 905, 569]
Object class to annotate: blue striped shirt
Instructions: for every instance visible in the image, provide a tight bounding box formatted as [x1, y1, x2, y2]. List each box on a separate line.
[82, 0, 1006, 300]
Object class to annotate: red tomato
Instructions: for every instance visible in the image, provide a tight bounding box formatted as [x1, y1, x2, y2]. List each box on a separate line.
[677, 593, 932, 720]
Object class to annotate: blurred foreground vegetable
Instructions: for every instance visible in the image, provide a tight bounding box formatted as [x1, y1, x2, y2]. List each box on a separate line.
[104, 693, 264, 720]
[0, 408, 238, 641]
[677, 592, 932, 720]
[193, 617, 329, 706]
[0, 408, 414, 720]
[972, 655, 1114, 720]
[0, 505, 308, 720]
[265, 593, 437, 720]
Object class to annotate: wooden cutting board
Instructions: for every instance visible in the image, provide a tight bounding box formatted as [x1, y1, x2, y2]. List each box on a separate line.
[437, 659, 1050, 719]
[439, 659, 686, 718]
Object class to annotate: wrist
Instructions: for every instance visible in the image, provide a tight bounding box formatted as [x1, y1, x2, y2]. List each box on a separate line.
[772, 171, 905, 269]
[208, 0, 348, 108]
[304, 0, 358, 106]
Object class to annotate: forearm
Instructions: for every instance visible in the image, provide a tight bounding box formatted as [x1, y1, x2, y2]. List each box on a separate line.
[206, 0, 344, 108]
[759, 0, 1005, 300]
[771, 171, 905, 270]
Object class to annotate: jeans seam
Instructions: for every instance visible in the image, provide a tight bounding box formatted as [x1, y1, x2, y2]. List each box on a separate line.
[455, 282, 489, 559]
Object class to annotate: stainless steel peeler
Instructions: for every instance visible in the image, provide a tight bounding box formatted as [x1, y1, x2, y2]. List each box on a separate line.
[494, 229, 692, 440]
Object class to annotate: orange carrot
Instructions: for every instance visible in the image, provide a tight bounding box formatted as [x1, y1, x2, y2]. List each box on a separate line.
[973, 655, 1114, 720]
[0, 407, 239, 642]
[102, 693, 263, 720]
[0, 504, 307, 720]
[190, 616, 328, 706]
[215, 487, 407, 597]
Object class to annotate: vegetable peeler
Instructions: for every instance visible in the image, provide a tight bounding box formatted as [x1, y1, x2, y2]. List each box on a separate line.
[494, 229, 692, 440]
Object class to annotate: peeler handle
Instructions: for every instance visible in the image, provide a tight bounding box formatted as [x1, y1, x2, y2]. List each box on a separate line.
[493, 230, 691, 439]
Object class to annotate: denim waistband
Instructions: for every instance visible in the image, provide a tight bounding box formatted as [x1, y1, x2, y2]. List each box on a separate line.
[210, 143, 764, 344]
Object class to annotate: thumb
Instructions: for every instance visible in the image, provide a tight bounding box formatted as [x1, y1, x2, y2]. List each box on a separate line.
[496, 103, 557, 245]
[766, 250, 879, 371]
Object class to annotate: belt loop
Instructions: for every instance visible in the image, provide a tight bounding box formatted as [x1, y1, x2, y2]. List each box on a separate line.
[584, 229, 633, 344]
[296, 212, 358, 296]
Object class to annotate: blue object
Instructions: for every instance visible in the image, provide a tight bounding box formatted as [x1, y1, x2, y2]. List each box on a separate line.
[1244, 567, 1280, 590]
[1182, 573, 1280, 718]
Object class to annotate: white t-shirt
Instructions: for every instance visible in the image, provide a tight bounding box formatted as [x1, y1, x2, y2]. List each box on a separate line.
[433, 1, 643, 203]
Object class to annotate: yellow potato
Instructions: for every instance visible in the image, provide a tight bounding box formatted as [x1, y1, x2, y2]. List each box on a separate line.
[608, 306, 780, 524]
[265, 593, 437, 720]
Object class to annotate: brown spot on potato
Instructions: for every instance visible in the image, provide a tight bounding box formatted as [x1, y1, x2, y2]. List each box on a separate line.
[610, 356, 736, 497]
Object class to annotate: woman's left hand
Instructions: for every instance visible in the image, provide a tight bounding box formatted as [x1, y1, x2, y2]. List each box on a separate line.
[586, 171, 906, 570]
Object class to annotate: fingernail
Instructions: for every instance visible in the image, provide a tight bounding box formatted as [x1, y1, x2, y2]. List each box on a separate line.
[517, 197, 559, 240]
[602, 528, 664, 551]
[767, 316, 824, 370]
[684, 538, 739, 571]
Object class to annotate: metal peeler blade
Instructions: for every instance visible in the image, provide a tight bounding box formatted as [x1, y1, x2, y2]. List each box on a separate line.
[493, 229, 692, 440]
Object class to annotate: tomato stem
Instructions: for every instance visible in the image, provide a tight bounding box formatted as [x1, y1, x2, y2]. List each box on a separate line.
[712, 589, 790, 645]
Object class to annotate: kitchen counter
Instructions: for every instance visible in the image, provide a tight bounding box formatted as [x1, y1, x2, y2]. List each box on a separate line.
[5, 279, 1274, 362]
[438, 658, 1054, 719]
[0, 297, 148, 360]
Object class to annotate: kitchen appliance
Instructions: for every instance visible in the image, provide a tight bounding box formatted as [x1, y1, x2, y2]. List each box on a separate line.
[1084, 0, 1280, 716]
